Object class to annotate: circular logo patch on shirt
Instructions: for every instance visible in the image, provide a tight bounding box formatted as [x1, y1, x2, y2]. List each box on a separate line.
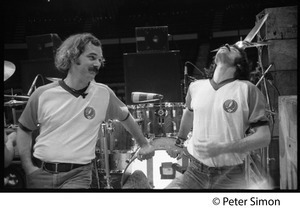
[84, 107, 96, 119]
[223, 99, 238, 113]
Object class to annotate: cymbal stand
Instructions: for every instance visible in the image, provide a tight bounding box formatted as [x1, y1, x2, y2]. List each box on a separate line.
[10, 88, 18, 125]
[255, 63, 273, 87]
[254, 43, 276, 185]
[101, 122, 113, 189]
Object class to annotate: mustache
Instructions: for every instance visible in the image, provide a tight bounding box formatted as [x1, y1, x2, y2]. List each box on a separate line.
[88, 65, 99, 73]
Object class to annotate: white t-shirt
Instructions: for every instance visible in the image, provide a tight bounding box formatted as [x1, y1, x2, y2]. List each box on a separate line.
[19, 80, 129, 164]
[186, 79, 269, 167]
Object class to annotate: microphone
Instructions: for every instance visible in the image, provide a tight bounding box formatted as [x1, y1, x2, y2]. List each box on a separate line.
[184, 64, 188, 95]
[27, 75, 39, 96]
[131, 92, 163, 103]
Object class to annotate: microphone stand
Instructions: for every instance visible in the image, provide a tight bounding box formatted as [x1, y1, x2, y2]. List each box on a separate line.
[184, 64, 188, 96]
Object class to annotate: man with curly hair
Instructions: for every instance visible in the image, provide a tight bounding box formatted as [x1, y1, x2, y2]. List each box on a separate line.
[17, 33, 155, 189]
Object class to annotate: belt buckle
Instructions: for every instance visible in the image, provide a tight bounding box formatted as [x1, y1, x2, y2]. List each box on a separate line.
[207, 166, 213, 171]
[207, 166, 219, 174]
[54, 163, 59, 173]
[43, 162, 59, 174]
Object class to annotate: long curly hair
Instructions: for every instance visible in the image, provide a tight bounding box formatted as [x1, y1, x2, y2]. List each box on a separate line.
[232, 45, 250, 80]
[55, 33, 104, 74]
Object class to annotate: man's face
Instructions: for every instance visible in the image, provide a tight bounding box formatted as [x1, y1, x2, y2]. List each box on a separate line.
[72, 42, 104, 82]
[215, 44, 242, 66]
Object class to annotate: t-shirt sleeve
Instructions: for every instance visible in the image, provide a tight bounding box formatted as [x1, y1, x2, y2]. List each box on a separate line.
[18, 88, 41, 131]
[105, 87, 129, 121]
[185, 83, 193, 111]
[247, 82, 269, 127]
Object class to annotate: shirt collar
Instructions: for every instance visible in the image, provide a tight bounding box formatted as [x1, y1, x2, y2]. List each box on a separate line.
[59, 80, 89, 98]
[209, 78, 236, 90]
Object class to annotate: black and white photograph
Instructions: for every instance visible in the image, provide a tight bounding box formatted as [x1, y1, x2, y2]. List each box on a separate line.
[2, 0, 298, 208]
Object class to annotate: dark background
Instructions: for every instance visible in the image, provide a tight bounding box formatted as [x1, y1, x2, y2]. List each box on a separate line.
[3, 0, 297, 100]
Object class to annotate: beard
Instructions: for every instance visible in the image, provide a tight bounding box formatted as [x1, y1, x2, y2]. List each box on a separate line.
[215, 51, 235, 66]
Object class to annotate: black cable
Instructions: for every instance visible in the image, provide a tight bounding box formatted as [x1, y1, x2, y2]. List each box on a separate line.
[267, 79, 281, 96]
[120, 147, 140, 188]
[185, 61, 205, 77]
[39, 74, 45, 85]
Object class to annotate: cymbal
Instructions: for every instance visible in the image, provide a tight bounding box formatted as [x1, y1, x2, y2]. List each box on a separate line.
[211, 14, 269, 53]
[243, 13, 269, 43]
[4, 100, 27, 107]
[244, 41, 271, 48]
[211, 41, 271, 52]
[46, 77, 61, 82]
[4, 61, 16, 81]
[4, 94, 30, 100]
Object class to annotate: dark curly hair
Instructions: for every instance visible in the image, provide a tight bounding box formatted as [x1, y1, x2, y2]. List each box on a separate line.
[55, 33, 105, 74]
[207, 44, 250, 80]
[232, 44, 250, 80]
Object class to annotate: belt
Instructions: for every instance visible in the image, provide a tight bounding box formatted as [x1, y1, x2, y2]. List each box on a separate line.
[32, 157, 89, 174]
[189, 157, 244, 174]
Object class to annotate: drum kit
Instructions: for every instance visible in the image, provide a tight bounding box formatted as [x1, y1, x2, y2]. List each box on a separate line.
[4, 61, 29, 188]
[94, 92, 185, 189]
[4, 61, 29, 127]
[4, 62, 57, 126]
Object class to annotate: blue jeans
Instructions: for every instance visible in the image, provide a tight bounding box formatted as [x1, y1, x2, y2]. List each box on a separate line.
[26, 163, 93, 189]
[166, 160, 247, 189]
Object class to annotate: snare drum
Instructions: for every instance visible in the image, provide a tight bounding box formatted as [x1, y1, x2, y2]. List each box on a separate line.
[94, 149, 132, 189]
[95, 148, 133, 173]
[96, 120, 135, 175]
[128, 104, 148, 136]
[98, 119, 135, 152]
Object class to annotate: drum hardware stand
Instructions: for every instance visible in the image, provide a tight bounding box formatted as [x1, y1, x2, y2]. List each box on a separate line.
[101, 122, 113, 189]
[257, 44, 276, 185]
[157, 99, 166, 137]
[106, 119, 114, 151]
[255, 63, 273, 87]
[7, 89, 18, 126]
[245, 39, 277, 187]
[171, 107, 178, 135]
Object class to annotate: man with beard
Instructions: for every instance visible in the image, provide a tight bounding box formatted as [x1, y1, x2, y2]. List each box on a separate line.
[166, 44, 271, 189]
[17, 33, 155, 189]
